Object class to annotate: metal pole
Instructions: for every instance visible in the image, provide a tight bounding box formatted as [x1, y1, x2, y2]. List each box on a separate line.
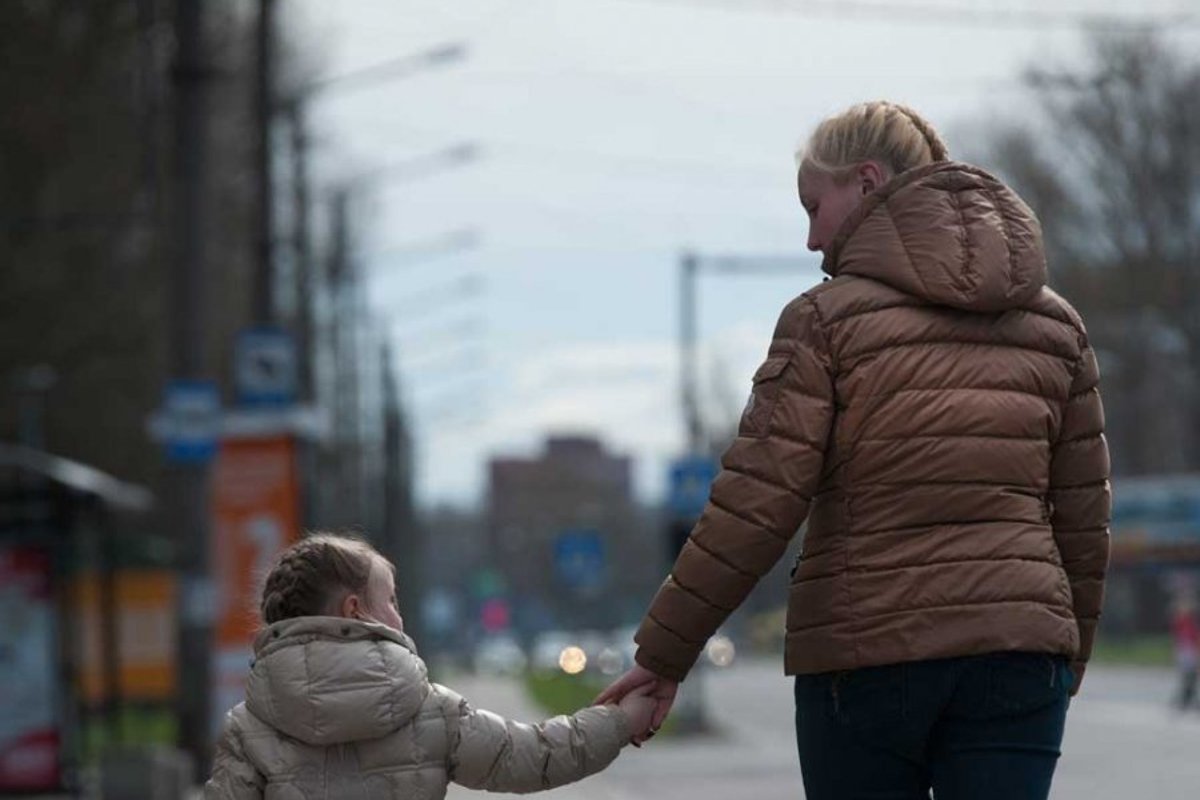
[98, 504, 122, 744]
[253, 0, 277, 323]
[288, 101, 314, 404]
[680, 252, 702, 453]
[675, 252, 711, 733]
[287, 100, 319, 529]
[170, 0, 214, 780]
[326, 191, 363, 527]
[381, 341, 422, 646]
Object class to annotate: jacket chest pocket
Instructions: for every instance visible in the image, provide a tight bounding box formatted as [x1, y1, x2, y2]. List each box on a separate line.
[740, 354, 790, 438]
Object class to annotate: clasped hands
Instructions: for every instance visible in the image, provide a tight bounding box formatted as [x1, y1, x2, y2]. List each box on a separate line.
[594, 663, 679, 747]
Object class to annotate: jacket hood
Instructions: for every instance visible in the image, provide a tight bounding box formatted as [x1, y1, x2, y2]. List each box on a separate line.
[823, 161, 1047, 312]
[244, 617, 429, 746]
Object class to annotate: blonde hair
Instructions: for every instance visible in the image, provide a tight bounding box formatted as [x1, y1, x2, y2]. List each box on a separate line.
[259, 532, 390, 624]
[797, 101, 949, 182]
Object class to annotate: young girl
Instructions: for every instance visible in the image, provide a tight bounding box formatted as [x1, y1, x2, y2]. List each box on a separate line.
[205, 533, 655, 799]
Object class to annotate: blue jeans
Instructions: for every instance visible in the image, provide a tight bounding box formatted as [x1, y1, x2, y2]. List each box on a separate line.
[794, 652, 1071, 800]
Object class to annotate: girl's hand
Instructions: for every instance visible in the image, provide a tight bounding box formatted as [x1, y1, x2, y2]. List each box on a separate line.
[615, 683, 656, 744]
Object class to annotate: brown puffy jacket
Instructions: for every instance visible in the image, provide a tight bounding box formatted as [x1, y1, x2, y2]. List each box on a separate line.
[635, 161, 1110, 694]
[205, 618, 629, 799]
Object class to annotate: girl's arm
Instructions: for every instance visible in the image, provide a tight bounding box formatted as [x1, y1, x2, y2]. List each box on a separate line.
[437, 684, 631, 793]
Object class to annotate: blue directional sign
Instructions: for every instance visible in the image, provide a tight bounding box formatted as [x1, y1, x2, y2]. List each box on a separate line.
[235, 326, 297, 408]
[554, 529, 606, 592]
[161, 379, 221, 464]
[668, 454, 720, 521]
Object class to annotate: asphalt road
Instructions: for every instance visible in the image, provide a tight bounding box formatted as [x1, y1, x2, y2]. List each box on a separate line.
[446, 658, 1200, 800]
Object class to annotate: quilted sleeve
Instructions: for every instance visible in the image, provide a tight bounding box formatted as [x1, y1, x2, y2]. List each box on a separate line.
[440, 683, 629, 793]
[634, 296, 835, 681]
[1047, 338, 1111, 695]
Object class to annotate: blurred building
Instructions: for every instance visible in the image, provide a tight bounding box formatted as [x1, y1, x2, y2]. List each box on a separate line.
[1104, 473, 1200, 636]
[487, 435, 658, 635]
[417, 503, 488, 659]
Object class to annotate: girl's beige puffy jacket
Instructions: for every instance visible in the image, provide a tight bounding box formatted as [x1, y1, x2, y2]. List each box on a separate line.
[204, 618, 630, 799]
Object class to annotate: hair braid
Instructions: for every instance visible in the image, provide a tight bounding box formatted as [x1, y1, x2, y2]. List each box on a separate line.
[891, 102, 950, 163]
[259, 533, 381, 624]
[797, 100, 950, 180]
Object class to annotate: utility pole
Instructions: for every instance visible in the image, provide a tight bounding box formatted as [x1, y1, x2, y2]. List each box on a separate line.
[679, 252, 702, 453]
[286, 100, 319, 529]
[287, 102, 314, 404]
[253, 0, 276, 323]
[678, 252, 809, 452]
[325, 190, 364, 528]
[381, 340, 422, 646]
[286, 40, 470, 531]
[670, 251, 810, 733]
[170, 0, 214, 781]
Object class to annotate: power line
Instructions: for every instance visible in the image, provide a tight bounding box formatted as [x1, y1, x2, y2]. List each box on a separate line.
[387, 274, 487, 324]
[366, 228, 482, 268]
[302, 42, 467, 97]
[336, 142, 482, 191]
[613, 0, 1200, 31]
[357, 117, 780, 184]
[393, 315, 487, 343]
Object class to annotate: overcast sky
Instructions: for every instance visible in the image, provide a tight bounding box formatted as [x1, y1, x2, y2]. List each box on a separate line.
[289, 0, 1198, 507]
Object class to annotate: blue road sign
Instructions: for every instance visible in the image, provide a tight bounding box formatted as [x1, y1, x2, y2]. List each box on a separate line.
[235, 326, 297, 408]
[554, 529, 606, 592]
[668, 454, 719, 521]
[161, 379, 221, 464]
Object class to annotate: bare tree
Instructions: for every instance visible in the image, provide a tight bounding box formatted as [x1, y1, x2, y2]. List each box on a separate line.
[983, 33, 1200, 475]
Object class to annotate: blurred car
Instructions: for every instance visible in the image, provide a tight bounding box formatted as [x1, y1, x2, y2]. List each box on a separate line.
[530, 629, 633, 676]
[611, 624, 638, 670]
[575, 630, 610, 663]
[472, 634, 527, 676]
[531, 630, 575, 672]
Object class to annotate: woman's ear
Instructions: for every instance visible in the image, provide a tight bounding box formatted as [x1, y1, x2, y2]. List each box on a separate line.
[857, 160, 888, 195]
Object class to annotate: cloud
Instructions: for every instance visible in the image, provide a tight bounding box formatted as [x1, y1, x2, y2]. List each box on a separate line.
[412, 321, 779, 506]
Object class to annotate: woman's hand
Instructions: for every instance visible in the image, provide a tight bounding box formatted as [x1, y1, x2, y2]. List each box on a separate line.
[594, 663, 659, 705]
[595, 664, 679, 745]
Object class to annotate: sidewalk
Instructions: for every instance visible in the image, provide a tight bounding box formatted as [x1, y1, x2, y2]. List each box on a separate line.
[26, 662, 1197, 800]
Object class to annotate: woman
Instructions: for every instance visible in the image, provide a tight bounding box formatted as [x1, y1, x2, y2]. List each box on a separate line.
[598, 101, 1111, 799]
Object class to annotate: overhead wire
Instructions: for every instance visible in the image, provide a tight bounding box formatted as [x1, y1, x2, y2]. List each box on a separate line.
[604, 0, 1200, 31]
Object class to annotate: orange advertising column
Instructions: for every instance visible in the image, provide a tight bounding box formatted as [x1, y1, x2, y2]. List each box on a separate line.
[210, 435, 300, 734]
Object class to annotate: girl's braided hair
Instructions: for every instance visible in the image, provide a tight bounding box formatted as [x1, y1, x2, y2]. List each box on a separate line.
[259, 533, 383, 624]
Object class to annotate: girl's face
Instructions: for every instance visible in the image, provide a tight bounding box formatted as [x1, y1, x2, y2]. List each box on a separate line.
[360, 558, 404, 632]
[797, 161, 886, 255]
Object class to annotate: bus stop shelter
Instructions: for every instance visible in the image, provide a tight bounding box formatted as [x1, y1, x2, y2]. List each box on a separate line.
[0, 443, 152, 795]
